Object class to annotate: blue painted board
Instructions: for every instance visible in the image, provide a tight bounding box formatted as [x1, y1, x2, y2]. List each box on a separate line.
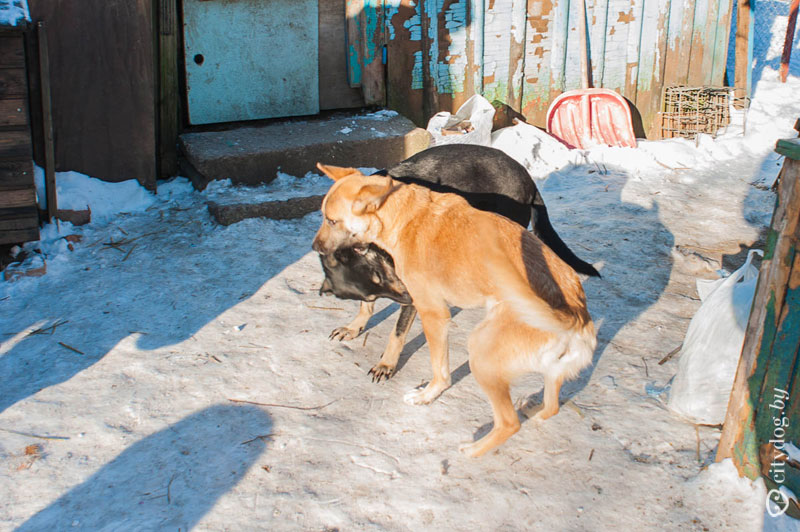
[183, 0, 319, 125]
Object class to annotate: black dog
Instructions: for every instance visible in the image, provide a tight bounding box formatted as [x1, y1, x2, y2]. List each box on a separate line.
[319, 144, 599, 381]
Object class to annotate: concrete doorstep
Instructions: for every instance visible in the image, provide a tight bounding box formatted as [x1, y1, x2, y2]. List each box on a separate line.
[180, 111, 430, 190]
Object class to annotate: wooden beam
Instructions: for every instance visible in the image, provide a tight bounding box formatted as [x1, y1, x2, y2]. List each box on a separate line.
[780, 0, 799, 83]
[734, 0, 751, 93]
[717, 155, 800, 489]
[156, 0, 179, 178]
[37, 21, 57, 222]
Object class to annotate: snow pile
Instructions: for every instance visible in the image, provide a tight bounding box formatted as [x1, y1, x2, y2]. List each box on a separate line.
[0, 0, 29, 27]
[33, 167, 163, 221]
[686, 460, 767, 530]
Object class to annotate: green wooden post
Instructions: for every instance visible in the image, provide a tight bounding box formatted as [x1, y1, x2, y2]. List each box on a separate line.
[717, 131, 800, 520]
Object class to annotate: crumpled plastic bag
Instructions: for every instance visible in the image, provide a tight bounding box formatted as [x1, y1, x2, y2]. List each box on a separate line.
[668, 249, 763, 425]
[426, 94, 495, 147]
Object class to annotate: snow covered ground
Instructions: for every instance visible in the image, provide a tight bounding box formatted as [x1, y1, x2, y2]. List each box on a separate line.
[2, 69, 800, 531]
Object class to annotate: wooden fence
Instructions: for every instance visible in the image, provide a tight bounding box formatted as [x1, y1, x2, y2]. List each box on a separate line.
[717, 127, 800, 519]
[347, 0, 734, 137]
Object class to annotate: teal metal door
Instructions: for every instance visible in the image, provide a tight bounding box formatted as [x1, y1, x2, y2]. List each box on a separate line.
[183, 0, 319, 125]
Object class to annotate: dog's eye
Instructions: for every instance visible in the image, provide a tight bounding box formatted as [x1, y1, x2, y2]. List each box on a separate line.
[326, 217, 338, 226]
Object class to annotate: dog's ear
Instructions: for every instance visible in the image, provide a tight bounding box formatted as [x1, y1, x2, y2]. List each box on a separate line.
[352, 178, 397, 215]
[317, 163, 360, 181]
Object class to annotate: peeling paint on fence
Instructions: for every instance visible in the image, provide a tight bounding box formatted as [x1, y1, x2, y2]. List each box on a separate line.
[362, 0, 733, 134]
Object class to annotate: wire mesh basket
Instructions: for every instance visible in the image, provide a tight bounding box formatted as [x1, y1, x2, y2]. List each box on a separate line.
[659, 86, 750, 140]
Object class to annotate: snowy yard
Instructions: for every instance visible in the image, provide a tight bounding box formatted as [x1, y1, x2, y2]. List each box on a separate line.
[2, 70, 800, 529]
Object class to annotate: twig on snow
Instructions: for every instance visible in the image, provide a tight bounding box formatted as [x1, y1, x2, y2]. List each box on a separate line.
[167, 473, 177, 504]
[306, 304, 346, 311]
[228, 397, 339, 411]
[241, 434, 275, 445]
[0, 427, 70, 440]
[642, 356, 649, 377]
[58, 342, 85, 355]
[122, 244, 137, 262]
[28, 319, 69, 337]
[658, 345, 682, 365]
[304, 437, 400, 465]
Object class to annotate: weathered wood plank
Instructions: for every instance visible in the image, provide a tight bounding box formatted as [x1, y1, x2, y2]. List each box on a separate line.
[319, 0, 365, 110]
[0, 68, 27, 98]
[0, 98, 28, 127]
[776, 138, 800, 160]
[0, 227, 39, 245]
[418, 0, 436, 116]
[506, 0, 528, 110]
[520, 0, 560, 124]
[588, 0, 610, 88]
[0, 187, 36, 209]
[434, 0, 473, 112]
[623, 0, 645, 103]
[157, 0, 179, 178]
[663, 0, 695, 86]
[0, 129, 31, 158]
[601, 0, 634, 92]
[361, 0, 386, 105]
[710, 0, 733, 85]
[483, 0, 515, 105]
[734, 0, 751, 92]
[0, 160, 33, 187]
[37, 21, 57, 219]
[346, 0, 365, 87]
[386, 0, 425, 125]
[686, 0, 709, 85]
[0, 36, 26, 67]
[636, 0, 670, 137]
[547, 0, 571, 102]
[0, 214, 39, 232]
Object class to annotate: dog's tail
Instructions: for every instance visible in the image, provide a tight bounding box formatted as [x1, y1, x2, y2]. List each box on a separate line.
[496, 276, 579, 336]
[530, 190, 601, 278]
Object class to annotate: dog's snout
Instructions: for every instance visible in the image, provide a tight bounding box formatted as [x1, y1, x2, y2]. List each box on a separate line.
[312, 237, 327, 255]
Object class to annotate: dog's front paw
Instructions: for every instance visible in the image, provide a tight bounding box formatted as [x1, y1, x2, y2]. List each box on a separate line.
[329, 326, 362, 341]
[458, 441, 482, 458]
[403, 382, 446, 405]
[368, 363, 396, 383]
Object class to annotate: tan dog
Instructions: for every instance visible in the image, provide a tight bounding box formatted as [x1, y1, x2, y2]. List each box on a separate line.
[312, 163, 596, 457]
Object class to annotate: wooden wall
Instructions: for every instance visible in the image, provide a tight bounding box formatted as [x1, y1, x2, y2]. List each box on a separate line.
[27, 0, 157, 189]
[0, 29, 39, 245]
[355, 0, 734, 137]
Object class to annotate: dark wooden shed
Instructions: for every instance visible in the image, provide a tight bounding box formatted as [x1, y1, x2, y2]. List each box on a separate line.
[0, 2, 38, 246]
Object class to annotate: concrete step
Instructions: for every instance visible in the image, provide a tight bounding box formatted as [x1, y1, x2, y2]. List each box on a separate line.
[179, 111, 430, 189]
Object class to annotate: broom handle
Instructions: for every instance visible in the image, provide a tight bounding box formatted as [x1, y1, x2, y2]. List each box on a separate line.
[579, 0, 589, 89]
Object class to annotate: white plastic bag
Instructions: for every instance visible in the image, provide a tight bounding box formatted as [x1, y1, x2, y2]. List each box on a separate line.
[426, 94, 495, 147]
[668, 249, 763, 425]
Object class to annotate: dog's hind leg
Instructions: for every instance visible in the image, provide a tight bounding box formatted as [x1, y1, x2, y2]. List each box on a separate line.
[459, 312, 521, 458]
[330, 301, 375, 341]
[533, 372, 564, 421]
[369, 305, 417, 382]
[403, 306, 451, 405]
